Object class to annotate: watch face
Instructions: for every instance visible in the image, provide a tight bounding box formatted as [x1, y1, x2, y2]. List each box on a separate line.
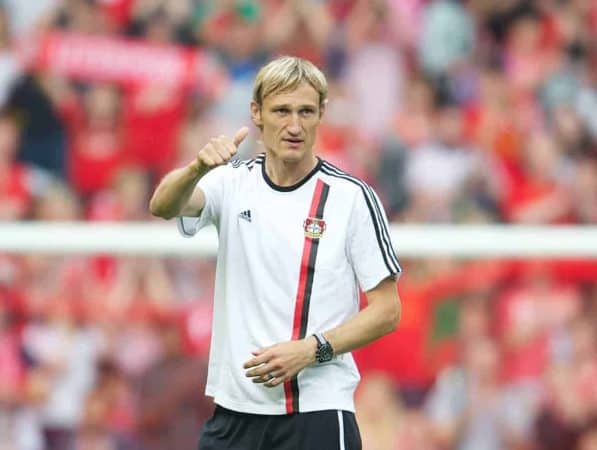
[317, 344, 334, 363]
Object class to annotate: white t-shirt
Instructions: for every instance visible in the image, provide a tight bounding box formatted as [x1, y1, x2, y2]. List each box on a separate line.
[177, 155, 401, 414]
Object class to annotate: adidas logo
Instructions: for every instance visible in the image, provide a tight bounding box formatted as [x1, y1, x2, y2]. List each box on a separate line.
[239, 210, 252, 222]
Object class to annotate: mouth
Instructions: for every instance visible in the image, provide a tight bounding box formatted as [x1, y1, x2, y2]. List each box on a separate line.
[282, 138, 304, 148]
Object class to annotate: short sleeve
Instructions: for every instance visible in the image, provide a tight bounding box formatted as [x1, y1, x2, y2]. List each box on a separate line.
[347, 185, 402, 291]
[177, 165, 231, 238]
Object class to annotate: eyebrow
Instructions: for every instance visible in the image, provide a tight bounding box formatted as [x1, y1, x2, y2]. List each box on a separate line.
[271, 104, 317, 109]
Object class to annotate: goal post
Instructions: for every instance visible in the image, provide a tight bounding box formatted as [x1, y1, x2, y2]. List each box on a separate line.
[0, 222, 596, 258]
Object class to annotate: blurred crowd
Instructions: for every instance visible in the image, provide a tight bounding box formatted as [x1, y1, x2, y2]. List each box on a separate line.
[0, 0, 596, 449]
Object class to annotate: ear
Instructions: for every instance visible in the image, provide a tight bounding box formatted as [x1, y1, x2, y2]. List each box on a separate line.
[319, 98, 328, 120]
[250, 101, 262, 129]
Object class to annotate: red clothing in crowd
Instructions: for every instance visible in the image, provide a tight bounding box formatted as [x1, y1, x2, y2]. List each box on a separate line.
[495, 272, 582, 383]
[59, 98, 125, 197]
[100, 0, 134, 30]
[70, 126, 124, 196]
[354, 277, 434, 389]
[0, 164, 32, 220]
[0, 329, 25, 396]
[355, 261, 510, 389]
[502, 175, 571, 224]
[122, 85, 186, 177]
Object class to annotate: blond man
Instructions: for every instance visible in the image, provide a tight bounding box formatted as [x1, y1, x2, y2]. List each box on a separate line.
[150, 56, 402, 450]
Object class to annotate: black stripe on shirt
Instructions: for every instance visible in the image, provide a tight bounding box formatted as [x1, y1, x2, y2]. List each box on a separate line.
[298, 182, 330, 340]
[320, 164, 401, 274]
[177, 217, 195, 237]
[232, 154, 265, 171]
[321, 162, 400, 273]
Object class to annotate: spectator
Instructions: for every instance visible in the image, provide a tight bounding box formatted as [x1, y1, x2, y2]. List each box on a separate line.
[262, 0, 332, 67]
[495, 262, 581, 385]
[405, 104, 479, 222]
[535, 362, 588, 450]
[135, 316, 211, 450]
[356, 372, 433, 450]
[73, 358, 137, 450]
[7, 74, 68, 178]
[88, 167, 151, 221]
[1, 0, 59, 38]
[570, 156, 597, 223]
[199, 1, 268, 138]
[426, 337, 532, 450]
[54, 0, 110, 35]
[0, 7, 21, 108]
[62, 83, 125, 199]
[418, 0, 474, 77]
[502, 132, 572, 223]
[343, 0, 405, 138]
[0, 112, 34, 220]
[21, 301, 102, 450]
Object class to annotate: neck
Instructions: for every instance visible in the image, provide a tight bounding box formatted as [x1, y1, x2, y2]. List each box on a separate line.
[264, 150, 318, 187]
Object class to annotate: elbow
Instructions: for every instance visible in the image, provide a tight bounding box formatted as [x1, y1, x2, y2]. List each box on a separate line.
[382, 302, 401, 335]
[149, 198, 174, 220]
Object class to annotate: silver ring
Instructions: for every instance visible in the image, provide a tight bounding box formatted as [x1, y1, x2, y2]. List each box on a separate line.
[265, 373, 274, 381]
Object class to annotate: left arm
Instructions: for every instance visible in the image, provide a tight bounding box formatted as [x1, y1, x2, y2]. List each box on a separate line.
[321, 276, 400, 355]
[243, 277, 401, 387]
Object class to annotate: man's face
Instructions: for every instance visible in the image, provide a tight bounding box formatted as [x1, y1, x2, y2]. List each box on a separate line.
[251, 82, 324, 163]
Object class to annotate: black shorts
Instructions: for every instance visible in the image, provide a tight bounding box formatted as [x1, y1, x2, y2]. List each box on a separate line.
[198, 405, 362, 450]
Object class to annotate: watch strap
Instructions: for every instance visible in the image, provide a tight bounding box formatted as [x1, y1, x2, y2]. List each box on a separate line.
[312, 332, 334, 363]
[313, 332, 327, 346]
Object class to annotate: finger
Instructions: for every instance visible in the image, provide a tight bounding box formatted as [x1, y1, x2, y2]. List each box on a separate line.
[209, 140, 230, 165]
[264, 371, 287, 387]
[215, 139, 238, 160]
[253, 369, 285, 384]
[249, 364, 283, 379]
[207, 148, 224, 166]
[210, 140, 232, 163]
[245, 362, 278, 378]
[198, 149, 218, 167]
[243, 353, 270, 369]
[199, 143, 225, 166]
[251, 347, 266, 356]
[264, 377, 284, 388]
[252, 374, 274, 384]
[233, 126, 249, 147]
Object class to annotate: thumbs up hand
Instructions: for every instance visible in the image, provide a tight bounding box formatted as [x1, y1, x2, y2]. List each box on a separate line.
[192, 126, 249, 175]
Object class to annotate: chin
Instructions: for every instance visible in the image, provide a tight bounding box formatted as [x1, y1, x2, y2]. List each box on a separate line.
[283, 149, 305, 159]
[273, 147, 305, 162]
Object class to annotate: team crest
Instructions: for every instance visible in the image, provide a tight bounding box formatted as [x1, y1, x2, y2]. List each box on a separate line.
[303, 218, 326, 239]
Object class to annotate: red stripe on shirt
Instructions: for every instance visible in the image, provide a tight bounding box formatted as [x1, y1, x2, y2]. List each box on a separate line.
[284, 179, 326, 414]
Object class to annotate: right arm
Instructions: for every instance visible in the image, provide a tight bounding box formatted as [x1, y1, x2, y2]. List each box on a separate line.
[149, 127, 249, 219]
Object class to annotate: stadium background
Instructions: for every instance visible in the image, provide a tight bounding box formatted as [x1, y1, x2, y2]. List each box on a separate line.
[0, 0, 596, 449]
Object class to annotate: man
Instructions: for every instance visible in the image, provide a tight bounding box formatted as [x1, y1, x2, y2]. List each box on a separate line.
[150, 56, 402, 450]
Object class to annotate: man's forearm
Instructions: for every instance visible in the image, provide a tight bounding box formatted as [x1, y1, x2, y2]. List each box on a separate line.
[149, 163, 204, 219]
[322, 278, 401, 356]
[149, 128, 248, 219]
[243, 278, 400, 386]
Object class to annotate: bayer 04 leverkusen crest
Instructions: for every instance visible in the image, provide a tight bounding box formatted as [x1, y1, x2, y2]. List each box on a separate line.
[303, 217, 326, 239]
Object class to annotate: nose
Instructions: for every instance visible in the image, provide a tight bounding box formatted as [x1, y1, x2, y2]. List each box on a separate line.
[287, 114, 301, 135]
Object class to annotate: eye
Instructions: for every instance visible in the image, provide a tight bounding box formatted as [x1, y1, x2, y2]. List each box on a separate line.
[300, 108, 316, 117]
[274, 107, 290, 115]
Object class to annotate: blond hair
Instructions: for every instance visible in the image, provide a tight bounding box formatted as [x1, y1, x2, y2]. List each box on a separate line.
[252, 56, 328, 108]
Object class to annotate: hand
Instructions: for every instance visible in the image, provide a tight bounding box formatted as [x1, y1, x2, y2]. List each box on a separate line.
[243, 337, 317, 388]
[191, 126, 249, 175]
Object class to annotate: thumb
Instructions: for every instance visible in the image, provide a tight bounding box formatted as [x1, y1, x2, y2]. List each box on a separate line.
[233, 126, 249, 147]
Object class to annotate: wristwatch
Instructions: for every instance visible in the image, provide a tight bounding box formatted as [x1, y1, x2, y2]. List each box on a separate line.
[313, 333, 334, 363]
